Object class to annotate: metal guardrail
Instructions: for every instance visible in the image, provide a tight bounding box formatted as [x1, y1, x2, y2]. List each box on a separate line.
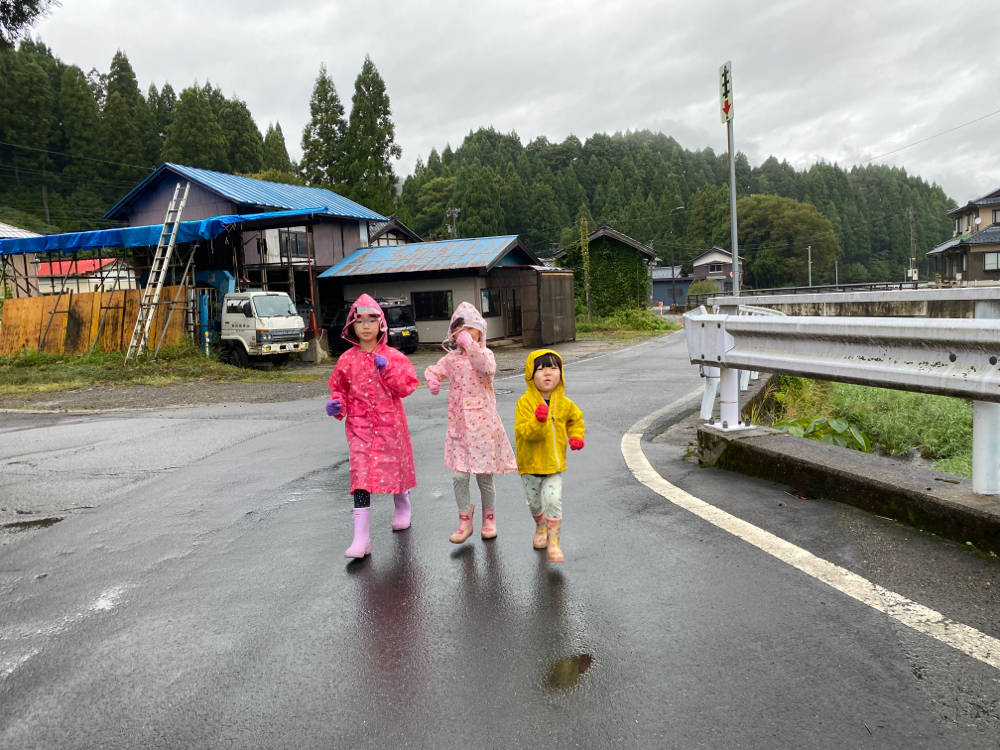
[683, 305, 1000, 495]
[708, 285, 1000, 308]
[686, 281, 931, 310]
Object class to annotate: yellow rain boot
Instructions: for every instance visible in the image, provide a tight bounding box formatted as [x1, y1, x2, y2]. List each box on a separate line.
[532, 512, 548, 549]
[546, 517, 563, 562]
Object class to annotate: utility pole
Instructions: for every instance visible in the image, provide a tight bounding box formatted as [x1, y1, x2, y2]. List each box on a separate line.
[445, 207, 460, 239]
[909, 205, 917, 281]
[720, 61, 740, 295]
[834, 260, 838, 286]
[580, 215, 592, 323]
[42, 183, 50, 226]
[807, 245, 812, 287]
[669, 206, 685, 308]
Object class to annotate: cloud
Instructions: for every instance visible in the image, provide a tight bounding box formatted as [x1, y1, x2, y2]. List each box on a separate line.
[34, 0, 998, 200]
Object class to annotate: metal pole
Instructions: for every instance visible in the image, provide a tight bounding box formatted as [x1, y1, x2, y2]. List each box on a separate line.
[807, 245, 812, 287]
[670, 214, 676, 307]
[727, 120, 740, 295]
[974, 299, 1000, 494]
[835, 260, 838, 286]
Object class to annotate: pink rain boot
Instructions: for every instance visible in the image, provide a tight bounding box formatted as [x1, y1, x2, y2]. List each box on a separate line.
[532, 512, 548, 549]
[345, 507, 371, 559]
[546, 518, 563, 562]
[392, 490, 411, 531]
[481, 507, 497, 539]
[449, 504, 475, 544]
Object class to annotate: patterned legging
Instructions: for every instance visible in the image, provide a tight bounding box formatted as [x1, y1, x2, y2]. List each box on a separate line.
[521, 473, 562, 520]
[453, 472, 495, 512]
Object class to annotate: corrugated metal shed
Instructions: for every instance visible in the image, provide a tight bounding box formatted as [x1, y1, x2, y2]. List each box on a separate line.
[104, 163, 386, 221]
[0, 221, 40, 239]
[318, 236, 539, 278]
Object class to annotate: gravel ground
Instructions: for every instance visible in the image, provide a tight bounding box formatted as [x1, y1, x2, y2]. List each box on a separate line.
[0, 334, 666, 412]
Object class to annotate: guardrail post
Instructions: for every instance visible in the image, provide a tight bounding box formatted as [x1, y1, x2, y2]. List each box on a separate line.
[700, 366, 719, 420]
[719, 367, 740, 427]
[973, 300, 1000, 495]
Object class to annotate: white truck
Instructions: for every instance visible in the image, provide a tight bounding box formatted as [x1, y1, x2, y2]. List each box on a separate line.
[220, 291, 308, 367]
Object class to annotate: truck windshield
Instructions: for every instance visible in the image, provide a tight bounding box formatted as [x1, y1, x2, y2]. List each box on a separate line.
[384, 305, 415, 327]
[253, 295, 297, 318]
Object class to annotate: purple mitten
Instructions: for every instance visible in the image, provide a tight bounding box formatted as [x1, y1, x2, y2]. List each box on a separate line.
[326, 398, 342, 417]
[373, 354, 387, 370]
[455, 330, 473, 348]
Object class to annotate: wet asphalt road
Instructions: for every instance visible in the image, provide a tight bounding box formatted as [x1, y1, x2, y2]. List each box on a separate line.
[1, 331, 998, 749]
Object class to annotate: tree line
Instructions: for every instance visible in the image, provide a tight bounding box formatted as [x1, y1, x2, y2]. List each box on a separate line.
[397, 128, 957, 286]
[0, 39, 400, 233]
[1, 35, 957, 288]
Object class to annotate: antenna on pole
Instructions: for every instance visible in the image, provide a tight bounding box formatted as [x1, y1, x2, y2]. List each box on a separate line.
[445, 207, 460, 239]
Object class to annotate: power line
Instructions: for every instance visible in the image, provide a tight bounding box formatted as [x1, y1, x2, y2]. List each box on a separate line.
[0, 140, 156, 171]
[856, 108, 1000, 165]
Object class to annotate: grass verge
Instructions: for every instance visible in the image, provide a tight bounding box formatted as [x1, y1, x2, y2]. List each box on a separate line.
[0, 342, 323, 394]
[772, 376, 973, 477]
[576, 307, 680, 335]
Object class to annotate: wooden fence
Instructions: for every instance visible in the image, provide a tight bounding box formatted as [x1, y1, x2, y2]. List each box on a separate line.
[0, 286, 189, 356]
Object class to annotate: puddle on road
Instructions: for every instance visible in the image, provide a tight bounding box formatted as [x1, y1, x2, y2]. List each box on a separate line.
[2, 517, 64, 532]
[545, 653, 594, 689]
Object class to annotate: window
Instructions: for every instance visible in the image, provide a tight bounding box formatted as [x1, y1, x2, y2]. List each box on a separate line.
[226, 298, 248, 314]
[985, 253, 1000, 272]
[708, 263, 724, 273]
[480, 289, 501, 317]
[955, 218, 962, 234]
[412, 290, 453, 320]
[994, 209, 1000, 226]
[279, 229, 309, 258]
[967, 214, 973, 231]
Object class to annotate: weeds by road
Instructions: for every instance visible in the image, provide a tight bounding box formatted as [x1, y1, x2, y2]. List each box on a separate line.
[576, 307, 679, 335]
[0, 342, 321, 395]
[773, 376, 973, 477]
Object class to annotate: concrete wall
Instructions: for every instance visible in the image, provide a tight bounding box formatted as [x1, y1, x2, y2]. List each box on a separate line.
[127, 180, 234, 226]
[343, 276, 480, 343]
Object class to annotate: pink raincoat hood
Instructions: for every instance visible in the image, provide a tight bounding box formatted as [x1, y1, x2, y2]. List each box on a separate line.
[444, 301, 487, 350]
[342, 293, 387, 348]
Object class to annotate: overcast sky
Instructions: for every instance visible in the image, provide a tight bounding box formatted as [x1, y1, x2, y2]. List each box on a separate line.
[34, 0, 999, 203]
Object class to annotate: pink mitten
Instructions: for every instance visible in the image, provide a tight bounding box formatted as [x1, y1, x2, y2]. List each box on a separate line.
[455, 330, 473, 348]
[428, 379, 441, 395]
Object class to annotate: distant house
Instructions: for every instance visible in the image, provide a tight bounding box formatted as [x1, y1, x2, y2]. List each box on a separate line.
[36, 258, 136, 295]
[318, 235, 576, 347]
[367, 214, 423, 246]
[553, 222, 656, 314]
[0, 221, 40, 298]
[927, 186, 1000, 284]
[689, 247, 744, 293]
[651, 265, 691, 306]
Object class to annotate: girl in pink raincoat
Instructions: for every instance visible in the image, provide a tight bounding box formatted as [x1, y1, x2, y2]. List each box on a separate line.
[327, 294, 419, 559]
[425, 301, 517, 544]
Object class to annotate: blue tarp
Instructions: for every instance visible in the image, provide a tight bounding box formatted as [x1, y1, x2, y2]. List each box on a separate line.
[0, 208, 339, 257]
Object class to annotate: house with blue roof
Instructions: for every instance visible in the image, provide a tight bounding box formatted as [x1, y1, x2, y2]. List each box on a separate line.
[319, 235, 576, 346]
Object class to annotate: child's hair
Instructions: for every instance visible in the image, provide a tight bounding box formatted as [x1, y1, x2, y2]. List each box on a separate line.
[532, 353, 562, 375]
[449, 316, 466, 334]
[343, 325, 359, 343]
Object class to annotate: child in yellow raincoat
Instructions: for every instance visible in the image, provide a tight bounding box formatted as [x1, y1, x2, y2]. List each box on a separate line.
[514, 349, 585, 562]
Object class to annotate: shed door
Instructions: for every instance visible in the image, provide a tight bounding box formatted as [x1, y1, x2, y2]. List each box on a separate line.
[504, 288, 521, 336]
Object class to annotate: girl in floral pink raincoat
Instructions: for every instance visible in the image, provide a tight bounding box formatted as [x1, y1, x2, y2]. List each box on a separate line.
[327, 294, 419, 559]
[425, 301, 517, 544]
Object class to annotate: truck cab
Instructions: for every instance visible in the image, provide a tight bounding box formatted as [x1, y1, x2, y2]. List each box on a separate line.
[220, 291, 308, 367]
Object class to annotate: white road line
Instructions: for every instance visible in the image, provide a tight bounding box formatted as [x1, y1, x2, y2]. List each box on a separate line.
[621, 393, 1000, 672]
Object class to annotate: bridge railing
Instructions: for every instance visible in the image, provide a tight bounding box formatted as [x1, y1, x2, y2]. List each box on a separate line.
[685, 281, 931, 310]
[683, 304, 1000, 495]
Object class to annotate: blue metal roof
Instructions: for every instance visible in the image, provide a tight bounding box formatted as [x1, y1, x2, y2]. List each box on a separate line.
[104, 163, 386, 222]
[0, 208, 344, 257]
[318, 236, 539, 278]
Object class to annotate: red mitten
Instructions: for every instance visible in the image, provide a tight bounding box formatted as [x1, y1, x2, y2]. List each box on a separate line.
[569, 437, 585, 451]
[534, 403, 549, 422]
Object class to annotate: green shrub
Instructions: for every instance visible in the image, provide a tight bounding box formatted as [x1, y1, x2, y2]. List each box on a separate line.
[576, 306, 678, 333]
[687, 279, 722, 297]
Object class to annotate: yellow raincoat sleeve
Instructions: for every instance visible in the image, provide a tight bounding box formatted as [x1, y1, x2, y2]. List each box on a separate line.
[564, 397, 585, 441]
[515, 394, 549, 442]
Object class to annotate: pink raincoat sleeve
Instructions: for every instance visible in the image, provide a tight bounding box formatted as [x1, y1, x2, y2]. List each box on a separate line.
[463, 340, 496, 378]
[379, 349, 420, 398]
[424, 355, 450, 385]
[328, 356, 351, 422]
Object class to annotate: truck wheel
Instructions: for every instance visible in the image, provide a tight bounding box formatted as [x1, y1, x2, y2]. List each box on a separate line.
[225, 344, 249, 368]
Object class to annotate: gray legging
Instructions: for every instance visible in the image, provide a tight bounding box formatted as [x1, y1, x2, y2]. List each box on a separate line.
[453, 471, 495, 512]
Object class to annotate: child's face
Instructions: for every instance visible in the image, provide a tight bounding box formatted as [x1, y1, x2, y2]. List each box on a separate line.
[353, 314, 380, 346]
[463, 326, 482, 343]
[533, 364, 561, 396]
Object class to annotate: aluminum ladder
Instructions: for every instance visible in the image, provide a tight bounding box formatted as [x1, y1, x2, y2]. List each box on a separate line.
[124, 181, 190, 362]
